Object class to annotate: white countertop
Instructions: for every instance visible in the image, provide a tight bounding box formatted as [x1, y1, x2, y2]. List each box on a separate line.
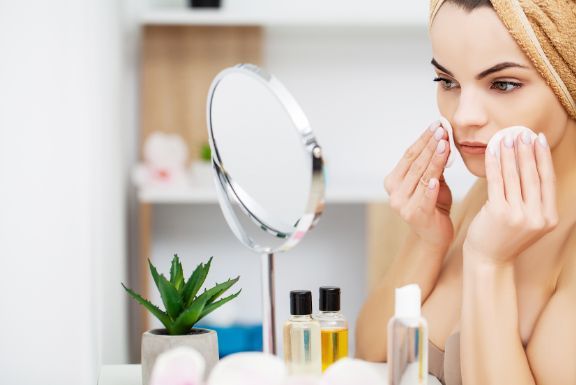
[98, 363, 441, 385]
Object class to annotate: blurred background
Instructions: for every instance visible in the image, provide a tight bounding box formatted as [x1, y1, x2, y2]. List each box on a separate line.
[0, 0, 476, 384]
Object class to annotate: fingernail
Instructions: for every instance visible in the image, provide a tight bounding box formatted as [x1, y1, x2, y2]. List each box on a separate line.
[488, 145, 497, 157]
[521, 130, 532, 145]
[504, 133, 514, 148]
[538, 133, 548, 147]
[434, 127, 444, 140]
[428, 178, 438, 190]
[436, 140, 447, 154]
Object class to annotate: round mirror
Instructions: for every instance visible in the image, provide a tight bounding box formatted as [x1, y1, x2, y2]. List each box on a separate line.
[207, 64, 325, 354]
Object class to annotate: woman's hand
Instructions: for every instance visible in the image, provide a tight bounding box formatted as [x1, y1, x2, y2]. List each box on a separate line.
[384, 121, 454, 250]
[464, 131, 559, 265]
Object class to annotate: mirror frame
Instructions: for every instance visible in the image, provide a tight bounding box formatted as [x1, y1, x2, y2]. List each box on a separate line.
[207, 63, 326, 254]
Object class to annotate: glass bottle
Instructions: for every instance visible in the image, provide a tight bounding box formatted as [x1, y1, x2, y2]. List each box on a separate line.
[314, 286, 348, 371]
[283, 290, 322, 376]
[388, 284, 428, 385]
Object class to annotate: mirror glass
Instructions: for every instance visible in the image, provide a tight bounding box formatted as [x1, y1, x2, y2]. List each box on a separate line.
[208, 64, 325, 254]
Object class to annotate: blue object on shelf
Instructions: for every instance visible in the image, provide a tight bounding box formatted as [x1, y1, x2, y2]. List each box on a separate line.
[196, 323, 263, 358]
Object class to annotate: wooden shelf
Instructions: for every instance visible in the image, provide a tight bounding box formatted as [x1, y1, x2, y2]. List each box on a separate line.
[139, 7, 427, 27]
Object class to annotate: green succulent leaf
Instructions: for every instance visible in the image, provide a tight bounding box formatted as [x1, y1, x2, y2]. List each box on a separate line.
[170, 294, 210, 335]
[157, 275, 183, 320]
[169, 276, 239, 332]
[148, 257, 183, 319]
[121, 283, 172, 330]
[148, 259, 162, 293]
[198, 289, 241, 323]
[170, 255, 184, 292]
[206, 276, 240, 305]
[181, 262, 204, 305]
[182, 257, 213, 307]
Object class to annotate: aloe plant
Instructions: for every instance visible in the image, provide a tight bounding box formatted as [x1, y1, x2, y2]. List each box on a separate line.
[122, 255, 241, 335]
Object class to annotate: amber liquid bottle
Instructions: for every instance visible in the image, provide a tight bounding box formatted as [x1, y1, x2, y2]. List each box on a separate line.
[314, 287, 349, 371]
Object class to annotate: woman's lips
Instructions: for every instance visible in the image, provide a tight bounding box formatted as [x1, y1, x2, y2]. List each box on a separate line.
[459, 142, 487, 155]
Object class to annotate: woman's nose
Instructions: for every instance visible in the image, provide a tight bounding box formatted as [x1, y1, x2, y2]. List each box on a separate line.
[452, 89, 489, 130]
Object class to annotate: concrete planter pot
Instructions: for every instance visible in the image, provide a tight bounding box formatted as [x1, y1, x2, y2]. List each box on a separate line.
[142, 328, 219, 385]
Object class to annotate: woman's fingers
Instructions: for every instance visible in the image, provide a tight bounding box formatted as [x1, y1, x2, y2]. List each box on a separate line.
[500, 133, 522, 207]
[486, 130, 557, 233]
[406, 139, 450, 215]
[384, 121, 440, 193]
[516, 130, 541, 206]
[421, 177, 440, 215]
[534, 133, 559, 226]
[397, 127, 447, 198]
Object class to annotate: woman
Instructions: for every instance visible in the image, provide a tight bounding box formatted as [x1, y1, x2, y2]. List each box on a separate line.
[355, 1, 576, 384]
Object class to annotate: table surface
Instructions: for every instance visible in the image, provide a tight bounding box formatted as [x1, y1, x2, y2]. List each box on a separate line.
[98, 363, 441, 385]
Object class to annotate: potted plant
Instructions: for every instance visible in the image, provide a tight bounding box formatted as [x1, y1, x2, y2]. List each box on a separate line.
[122, 255, 241, 385]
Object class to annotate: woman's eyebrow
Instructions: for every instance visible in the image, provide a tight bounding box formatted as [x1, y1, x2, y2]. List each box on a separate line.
[475, 62, 529, 79]
[431, 58, 529, 79]
[431, 58, 453, 76]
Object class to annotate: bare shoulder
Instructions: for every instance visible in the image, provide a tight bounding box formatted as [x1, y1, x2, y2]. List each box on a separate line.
[525, 223, 576, 385]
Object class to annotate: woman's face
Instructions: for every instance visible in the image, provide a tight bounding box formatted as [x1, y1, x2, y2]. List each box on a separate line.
[430, 3, 570, 177]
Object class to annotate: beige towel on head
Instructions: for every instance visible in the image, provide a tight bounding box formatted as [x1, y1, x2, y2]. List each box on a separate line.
[429, 0, 576, 122]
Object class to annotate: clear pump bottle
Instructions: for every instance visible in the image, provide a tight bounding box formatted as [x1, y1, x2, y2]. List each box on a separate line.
[283, 290, 322, 376]
[314, 286, 348, 371]
[387, 284, 428, 385]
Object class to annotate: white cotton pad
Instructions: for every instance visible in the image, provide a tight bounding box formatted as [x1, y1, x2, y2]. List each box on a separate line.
[319, 358, 383, 385]
[207, 352, 287, 385]
[487, 126, 538, 158]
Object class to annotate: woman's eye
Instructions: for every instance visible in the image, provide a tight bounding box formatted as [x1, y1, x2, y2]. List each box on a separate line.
[491, 81, 522, 92]
[433, 77, 458, 90]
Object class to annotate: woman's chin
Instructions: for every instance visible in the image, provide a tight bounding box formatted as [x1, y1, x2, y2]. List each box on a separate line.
[461, 156, 487, 178]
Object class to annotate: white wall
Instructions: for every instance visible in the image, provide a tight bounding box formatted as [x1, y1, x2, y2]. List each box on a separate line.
[0, 0, 130, 383]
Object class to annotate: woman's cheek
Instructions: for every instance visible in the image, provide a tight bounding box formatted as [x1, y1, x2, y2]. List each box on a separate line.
[513, 83, 568, 147]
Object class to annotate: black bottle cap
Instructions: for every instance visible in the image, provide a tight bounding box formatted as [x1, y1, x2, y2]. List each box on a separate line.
[320, 286, 341, 311]
[290, 290, 312, 315]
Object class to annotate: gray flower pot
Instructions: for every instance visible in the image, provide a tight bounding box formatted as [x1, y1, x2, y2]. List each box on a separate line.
[141, 328, 219, 385]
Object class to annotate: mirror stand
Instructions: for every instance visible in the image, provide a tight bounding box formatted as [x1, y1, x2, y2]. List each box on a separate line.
[261, 252, 277, 354]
